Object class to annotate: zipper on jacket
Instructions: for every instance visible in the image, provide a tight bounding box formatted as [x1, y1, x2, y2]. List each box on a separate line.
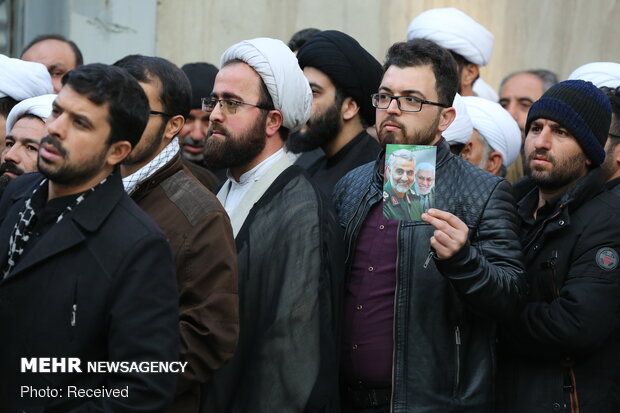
[453, 326, 461, 398]
[389, 224, 401, 413]
[423, 249, 435, 269]
[70, 275, 79, 329]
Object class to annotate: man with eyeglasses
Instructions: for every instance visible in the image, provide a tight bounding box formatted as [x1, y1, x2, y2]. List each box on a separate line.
[332, 39, 525, 412]
[201, 38, 343, 412]
[113, 55, 239, 413]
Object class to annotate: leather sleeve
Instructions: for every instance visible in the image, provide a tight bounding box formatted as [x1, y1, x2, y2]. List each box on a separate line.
[435, 178, 527, 321]
[176, 208, 239, 390]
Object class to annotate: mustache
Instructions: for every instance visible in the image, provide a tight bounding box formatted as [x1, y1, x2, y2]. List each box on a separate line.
[0, 161, 24, 176]
[527, 149, 555, 164]
[181, 136, 205, 147]
[207, 124, 228, 139]
[40, 135, 68, 157]
[380, 115, 406, 130]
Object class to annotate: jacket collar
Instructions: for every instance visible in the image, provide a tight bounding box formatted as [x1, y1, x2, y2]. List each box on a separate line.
[130, 154, 184, 202]
[517, 167, 606, 220]
[1, 171, 125, 280]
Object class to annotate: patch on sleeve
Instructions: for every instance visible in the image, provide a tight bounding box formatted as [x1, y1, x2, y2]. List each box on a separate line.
[596, 247, 619, 271]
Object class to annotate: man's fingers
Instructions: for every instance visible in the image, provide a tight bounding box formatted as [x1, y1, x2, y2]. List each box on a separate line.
[424, 208, 468, 231]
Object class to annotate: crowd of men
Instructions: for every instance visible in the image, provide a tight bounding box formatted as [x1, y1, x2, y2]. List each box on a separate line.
[0, 6, 619, 413]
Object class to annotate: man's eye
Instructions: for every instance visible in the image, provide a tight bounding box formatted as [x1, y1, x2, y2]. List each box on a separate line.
[5, 141, 14, 148]
[226, 100, 241, 108]
[405, 97, 417, 104]
[377, 94, 390, 102]
[27, 145, 39, 152]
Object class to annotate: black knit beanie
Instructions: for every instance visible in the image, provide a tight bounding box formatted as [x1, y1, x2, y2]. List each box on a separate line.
[525, 79, 611, 166]
[181, 62, 219, 110]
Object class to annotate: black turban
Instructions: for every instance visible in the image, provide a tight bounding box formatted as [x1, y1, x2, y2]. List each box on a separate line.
[296, 30, 382, 126]
[181, 62, 219, 110]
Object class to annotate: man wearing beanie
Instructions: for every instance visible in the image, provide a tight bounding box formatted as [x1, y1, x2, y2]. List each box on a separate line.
[289, 30, 382, 195]
[179, 62, 222, 190]
[497, 80, 620, 413]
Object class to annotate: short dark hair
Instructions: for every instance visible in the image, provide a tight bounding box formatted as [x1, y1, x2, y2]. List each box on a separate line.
[0, 96, 18, 118]
[383, 39, 459, 108]
[113, 54, 191, 119]
[500, 69, 558, 93]
[61, 64, 149, 148]
[21, 34, 83, 67]
[287, 28, 321, 52]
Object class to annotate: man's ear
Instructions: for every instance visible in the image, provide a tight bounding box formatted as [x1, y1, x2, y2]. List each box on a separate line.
[460, 140, 473, 160]
[341, 96, 360, 121]
[486, 151, 503, 175]
[460, 63, 479, 93]
[438, 107, 456, 133]
[265, 110, 283, 137]
[106, 141, 132, 166]
[164, 115, 185, 140]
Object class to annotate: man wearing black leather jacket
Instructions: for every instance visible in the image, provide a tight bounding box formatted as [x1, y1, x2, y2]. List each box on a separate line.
[332, 39, 526, 413]
[497, 80, 620, 413]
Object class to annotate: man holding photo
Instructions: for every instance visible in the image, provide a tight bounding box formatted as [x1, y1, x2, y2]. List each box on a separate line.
[333, 39, 525, 412]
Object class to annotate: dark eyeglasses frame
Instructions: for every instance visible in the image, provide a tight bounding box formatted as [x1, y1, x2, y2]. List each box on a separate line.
[371, 93, 448, 113]
[201, 97, 272, 115]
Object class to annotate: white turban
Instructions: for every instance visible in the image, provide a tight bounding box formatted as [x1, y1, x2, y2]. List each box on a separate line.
[443, 93, 473, 145]
[0, 55, 53, 101]
[462, 96, 521, 167]
[407, 8, 494, 66]
[568, 62, 620, 88]
[220, 38, 312, 132]
[472, 78, 499, 102]
[6, 94, 56, 135]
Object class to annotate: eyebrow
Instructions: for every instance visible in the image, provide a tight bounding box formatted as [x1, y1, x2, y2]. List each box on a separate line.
[48, 63, 67, 71]
[517, 97, 535, 104]
[309, 82, 324, 91]
[53, 102, 94, 130]
[378, 86, 426, 99]
[212, 92, 244, 101]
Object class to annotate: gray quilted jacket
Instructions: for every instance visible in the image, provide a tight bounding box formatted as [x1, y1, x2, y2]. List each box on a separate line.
[332, 139, 526, 413]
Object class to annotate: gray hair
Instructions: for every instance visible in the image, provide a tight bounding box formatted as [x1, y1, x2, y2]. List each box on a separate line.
[477, 132, 507, 177]
[499, 69, 558, 94]
[415, 162, 435, 174]
[387, 149, 416, 169]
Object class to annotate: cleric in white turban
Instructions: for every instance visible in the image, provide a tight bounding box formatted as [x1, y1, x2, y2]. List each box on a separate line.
[407, 8, 496, 101]
[460, 96, 521, 177]
[203, 37, 344, 413]
[6, 94, 56, 135]
[0, 55, 53, 144]
[443, 93, 474, 148]
[568, 62, 620, 89]
[220, 37, 312, 133]
[0, 55, 53, 102]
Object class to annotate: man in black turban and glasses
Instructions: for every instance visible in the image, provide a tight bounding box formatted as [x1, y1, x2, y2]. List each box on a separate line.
[289, 30, 382, 195]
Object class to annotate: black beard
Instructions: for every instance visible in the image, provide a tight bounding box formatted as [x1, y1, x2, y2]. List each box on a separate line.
[287, 102, 341, 154]
[37, 135, 108, 186]
[378, 113, 439, 147]
[203, 113, 268, 169]
[525, 149, 588, 191]
[123, 121, 166, 165]
[0, 160, 24, 176]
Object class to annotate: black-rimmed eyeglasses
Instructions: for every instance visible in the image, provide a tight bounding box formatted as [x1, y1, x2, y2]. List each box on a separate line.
[201, 97, 272, 115]
[371, 93, 448, 112]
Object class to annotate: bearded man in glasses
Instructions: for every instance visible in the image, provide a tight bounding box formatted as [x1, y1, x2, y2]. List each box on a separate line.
[202, 38, 344, 412]
[332, 39, 525, 412]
